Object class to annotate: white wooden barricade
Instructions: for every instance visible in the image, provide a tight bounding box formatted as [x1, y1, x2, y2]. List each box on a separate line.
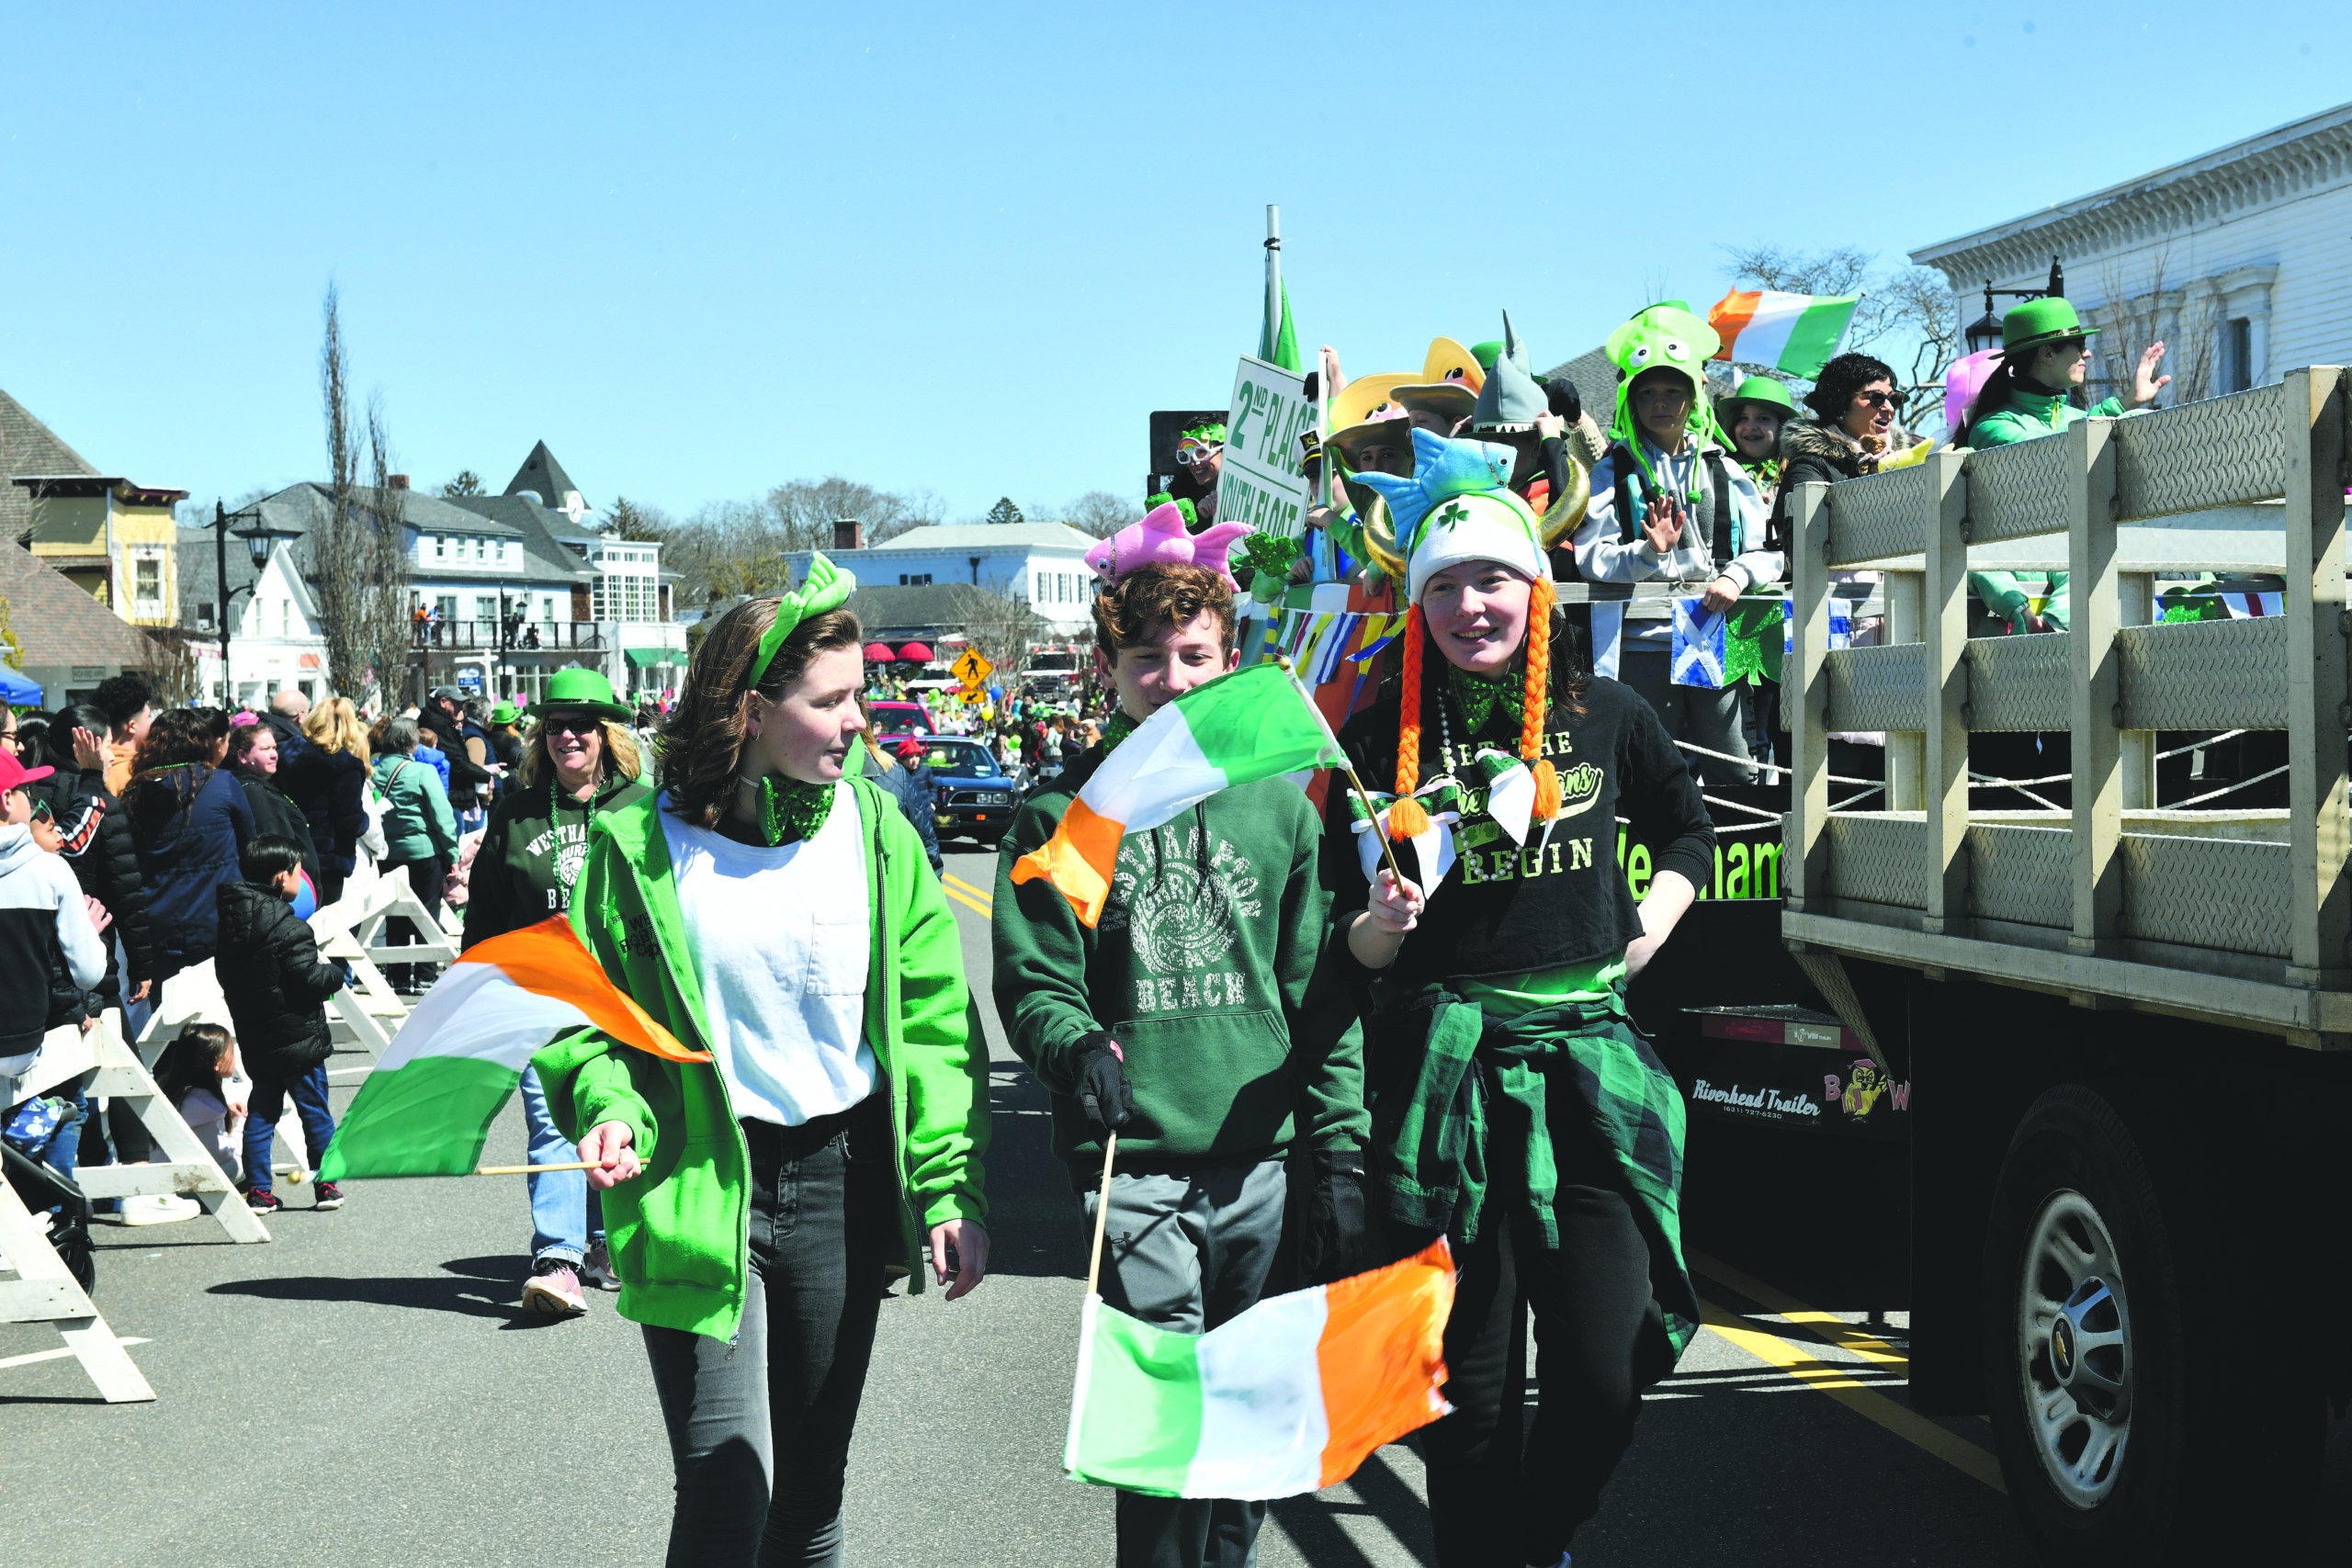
[0, 1012, 273, 1404]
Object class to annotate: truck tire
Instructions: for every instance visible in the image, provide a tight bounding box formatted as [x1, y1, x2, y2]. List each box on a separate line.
[1982, 1083, 2319, 1562]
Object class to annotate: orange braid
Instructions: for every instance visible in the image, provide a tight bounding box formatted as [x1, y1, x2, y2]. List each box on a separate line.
[1387, 605, 1431, 840]
[1524, 576, 1562, 820]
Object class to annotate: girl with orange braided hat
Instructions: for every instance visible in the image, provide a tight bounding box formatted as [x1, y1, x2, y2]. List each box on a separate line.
[1321, 427, 1713, 1568]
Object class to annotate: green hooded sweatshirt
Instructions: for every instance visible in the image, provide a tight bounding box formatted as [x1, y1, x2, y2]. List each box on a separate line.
[534, 779, 989, 1342]
[991, 744, 1365, 1182]
[460, 771, 651, 951]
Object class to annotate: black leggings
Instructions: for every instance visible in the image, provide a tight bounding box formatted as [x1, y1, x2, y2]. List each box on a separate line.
[641, 1099, 893, 1567]
[1393, 1129, 1658, 1567]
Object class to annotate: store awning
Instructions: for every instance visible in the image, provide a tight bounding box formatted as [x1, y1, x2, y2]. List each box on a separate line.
[624, 648, 677, 669]
[862, 642, 898, 662]
[898, 641, 935, 662]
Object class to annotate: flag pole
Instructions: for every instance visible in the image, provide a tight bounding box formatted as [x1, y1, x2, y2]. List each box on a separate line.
[1273, 653, 1414, 893]
[474, 1160, 608, 1176]
[1084, 1132, 1119, 1298]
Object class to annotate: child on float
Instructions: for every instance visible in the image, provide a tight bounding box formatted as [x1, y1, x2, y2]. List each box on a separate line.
[1333, 429, 1713, 1568]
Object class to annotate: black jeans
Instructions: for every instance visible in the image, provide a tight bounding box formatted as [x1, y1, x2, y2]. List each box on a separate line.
[642, 1099, 893, 1568]
[1393, 1122, 1657, 1567]
[381, 856, 447, 988]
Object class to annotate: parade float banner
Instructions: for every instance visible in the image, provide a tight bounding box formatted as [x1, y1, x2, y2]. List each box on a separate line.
[1011, 662, 1342, 926]
[1216, 355, 1314, 541]
[1065, 1239, 1454, 1499]
[318, 918, 707, 1180]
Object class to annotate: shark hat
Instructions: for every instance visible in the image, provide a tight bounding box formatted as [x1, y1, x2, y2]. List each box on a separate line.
[1470, 310, 1550, 435]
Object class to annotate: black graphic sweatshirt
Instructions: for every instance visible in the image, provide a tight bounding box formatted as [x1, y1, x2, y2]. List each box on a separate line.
[993, 744, 1365, 1180]
[1324, 668, 1714, 990]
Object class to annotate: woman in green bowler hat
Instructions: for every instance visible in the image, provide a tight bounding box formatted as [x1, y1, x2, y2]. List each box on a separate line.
[1954, 295, 2169, 449]
[463, 668, 650, 1315]
[532, 557, 990, 1562]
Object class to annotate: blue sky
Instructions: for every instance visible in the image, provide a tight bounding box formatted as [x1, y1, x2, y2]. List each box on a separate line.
[2, 3, 2343, 525]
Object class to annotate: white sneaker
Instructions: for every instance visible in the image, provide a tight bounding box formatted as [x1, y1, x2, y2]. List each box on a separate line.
[120, 1194, 203, 1226]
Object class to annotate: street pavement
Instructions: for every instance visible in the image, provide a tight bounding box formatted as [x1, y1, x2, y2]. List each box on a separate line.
[9, 843, 2347, 1565]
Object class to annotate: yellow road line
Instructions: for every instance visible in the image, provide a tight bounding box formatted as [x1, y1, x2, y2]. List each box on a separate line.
[1695, 1299, 2003, 1492]
[942, 882, 993, 919]
[1690, 1251, 1910, 1369]
[942, 873, 994, 908]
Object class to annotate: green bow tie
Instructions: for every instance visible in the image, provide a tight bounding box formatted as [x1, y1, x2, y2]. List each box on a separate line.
[752, 777, 836, 847]
[1450, 663, 1526, 735]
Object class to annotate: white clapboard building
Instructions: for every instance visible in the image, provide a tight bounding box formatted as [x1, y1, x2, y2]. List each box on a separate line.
[1913, 101, 2352, 409]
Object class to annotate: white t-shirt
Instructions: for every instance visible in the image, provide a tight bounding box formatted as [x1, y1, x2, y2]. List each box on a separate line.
[656, 786, 876, 1126]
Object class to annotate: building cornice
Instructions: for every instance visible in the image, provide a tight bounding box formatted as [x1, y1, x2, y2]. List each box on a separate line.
[1910, 103, 2352, 287]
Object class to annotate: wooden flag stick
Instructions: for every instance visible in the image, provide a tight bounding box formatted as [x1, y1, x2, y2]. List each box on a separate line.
[1084, 1132, 1118, 1298]
[473, 1160, 606, 1176]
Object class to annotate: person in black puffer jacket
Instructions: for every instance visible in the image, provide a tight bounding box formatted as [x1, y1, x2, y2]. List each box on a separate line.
[215, 836, 345, 1213]
[225, 720, 324, 908]
[124, 710, 254, 983]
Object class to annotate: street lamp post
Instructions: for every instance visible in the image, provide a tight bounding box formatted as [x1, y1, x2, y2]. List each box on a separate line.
[1965, 254, 2068, 357]
[210, 501, 303, 708]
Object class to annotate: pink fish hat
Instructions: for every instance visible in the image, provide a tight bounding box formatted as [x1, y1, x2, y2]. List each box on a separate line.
[1085, 501, 1255, 586]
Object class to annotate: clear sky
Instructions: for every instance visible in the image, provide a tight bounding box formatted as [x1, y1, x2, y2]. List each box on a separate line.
[2, 3, 2343, 525]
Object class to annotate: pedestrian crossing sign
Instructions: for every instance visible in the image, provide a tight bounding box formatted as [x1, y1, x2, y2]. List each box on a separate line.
[953, 649, 994, 691]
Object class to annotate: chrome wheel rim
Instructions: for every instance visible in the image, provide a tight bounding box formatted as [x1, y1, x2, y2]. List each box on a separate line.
[2017, 1189, 2132, 1508]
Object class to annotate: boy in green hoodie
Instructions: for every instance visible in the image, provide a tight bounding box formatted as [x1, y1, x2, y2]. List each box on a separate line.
[993, 559, 1366, 1568]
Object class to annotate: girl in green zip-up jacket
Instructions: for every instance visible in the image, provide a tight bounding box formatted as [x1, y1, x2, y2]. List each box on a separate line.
[533, 571, 989, 1563]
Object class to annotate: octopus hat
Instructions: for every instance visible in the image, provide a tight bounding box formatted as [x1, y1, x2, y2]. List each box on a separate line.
[1345, 428, 1589, 841]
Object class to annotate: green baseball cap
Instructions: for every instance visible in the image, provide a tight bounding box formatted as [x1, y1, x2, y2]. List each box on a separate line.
[1999, 296, 2099, 356]
[526, 667, 631, 724]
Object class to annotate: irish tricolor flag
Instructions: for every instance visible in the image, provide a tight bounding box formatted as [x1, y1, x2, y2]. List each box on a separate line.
[317, 917, 707, 1180]
[1066, 1240, 1456, 1498]
[1012, 662, 1342, 926]
[1708, 289, 1860, 378]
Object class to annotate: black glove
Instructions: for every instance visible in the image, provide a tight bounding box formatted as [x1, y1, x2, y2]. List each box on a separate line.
[1299, 1152, 1367, 1285]
[1072, 1032, 1135, 1137]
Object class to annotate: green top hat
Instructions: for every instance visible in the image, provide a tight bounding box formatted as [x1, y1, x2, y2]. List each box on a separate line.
[1999, 296, 2099, 356]
[487, 701, 522, 726]
[1719, 375, 1796, 419]
[526, 668, 632, 724]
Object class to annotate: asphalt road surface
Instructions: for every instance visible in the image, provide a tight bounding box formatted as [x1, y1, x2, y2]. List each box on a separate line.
[10, 844, 2349, 1565]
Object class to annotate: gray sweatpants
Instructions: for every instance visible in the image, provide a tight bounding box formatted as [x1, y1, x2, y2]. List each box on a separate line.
[1080, 1157, 1288, 1568]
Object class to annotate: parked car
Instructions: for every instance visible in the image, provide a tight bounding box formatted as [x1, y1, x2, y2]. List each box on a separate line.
[906, 736, 1023, 848]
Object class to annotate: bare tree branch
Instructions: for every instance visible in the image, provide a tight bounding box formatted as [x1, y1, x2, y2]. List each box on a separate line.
[364, 391, 414, 709]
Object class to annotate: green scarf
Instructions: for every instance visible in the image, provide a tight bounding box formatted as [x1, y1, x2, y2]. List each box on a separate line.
[1098, 710, 1140, 754]
[751, 777, 835, 846]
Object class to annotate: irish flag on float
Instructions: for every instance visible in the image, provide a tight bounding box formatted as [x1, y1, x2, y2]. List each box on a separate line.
[1012, 661, 1343, 926]
[1708, 290, 1861, 378]
[317, 917, 707, 1180]
[1066, 1240, 1456, 1498]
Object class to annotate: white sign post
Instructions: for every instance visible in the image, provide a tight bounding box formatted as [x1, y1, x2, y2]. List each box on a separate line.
[1216, 355, 1312, 542]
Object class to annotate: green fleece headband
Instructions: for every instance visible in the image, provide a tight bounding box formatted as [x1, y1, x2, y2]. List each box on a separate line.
[748, 552, 857, 689]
